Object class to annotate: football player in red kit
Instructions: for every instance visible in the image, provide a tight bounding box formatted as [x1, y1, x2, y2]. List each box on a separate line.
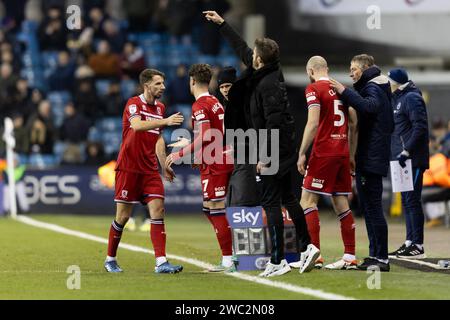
[290, 56, 359, 270]
[104, 69, 185, 274]
[166, 64, 235, 272]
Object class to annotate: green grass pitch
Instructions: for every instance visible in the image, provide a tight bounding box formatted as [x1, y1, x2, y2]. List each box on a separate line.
[0, 213, 449, 300]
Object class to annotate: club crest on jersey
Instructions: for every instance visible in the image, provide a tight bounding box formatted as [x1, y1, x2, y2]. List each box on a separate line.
[157, 106, 162, 115]
[129, 104, 137, 115]
[121, 190, 128, 199]
[142, 105, 147, 111]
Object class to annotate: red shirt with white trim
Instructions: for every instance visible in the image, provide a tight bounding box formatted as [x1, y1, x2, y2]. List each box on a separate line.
[305, 78, 349, 158]
[191, 93, 233, 175]
[115, 94, 165, 174]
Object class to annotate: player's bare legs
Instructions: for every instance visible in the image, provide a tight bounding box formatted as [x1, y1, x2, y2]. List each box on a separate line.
[147, 198, 183, 273]
[203, 200, 234, 272]
[105, 202, 133, 272]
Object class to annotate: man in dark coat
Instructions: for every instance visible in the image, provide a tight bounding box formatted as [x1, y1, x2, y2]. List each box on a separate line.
[331, 54, 394, 272]
[387, 68, 429, 259]
[204, 11, 318, 277]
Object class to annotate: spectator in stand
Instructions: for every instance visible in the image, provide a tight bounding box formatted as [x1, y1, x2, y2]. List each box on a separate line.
[48, 51, 76, 91]
[85, 141, 107, 166]
[26, 100, 56, 155]
[1, 46, 20, 73]
[102, 19, 126, 54]
[38, 5, 67, 51]
[11, 78, 33, 118]
[166, 64, 192, 105]
[24, 88, 45, 124]
[0, 113, 29, 155]
[120, 41, 146, 80]
[88, 6, 108, 39]
[102, 81, 124, 116]
[1, 0, 27, 32]
[123, 0, 154, 32]
[0, 63, 18, 120]
[88, 40, 120, 79]
[166, 0, 198, 41]
[60, 102, 90, 164]
[73, 77, 104, 121]
[12, 113, 29, 154]
[199, 0, 230, 56]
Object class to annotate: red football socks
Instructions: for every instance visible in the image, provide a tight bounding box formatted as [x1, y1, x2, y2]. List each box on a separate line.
[338, 210, 356, 255]
[150, 219, 166, 258]
[107, 220, 124, 257]
[208, 208, 233, 256]
[304, 207, 320, 249]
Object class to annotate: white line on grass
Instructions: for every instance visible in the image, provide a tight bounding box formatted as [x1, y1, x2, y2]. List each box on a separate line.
[390, 257, 446, 269]
[16, 215, 354, 300]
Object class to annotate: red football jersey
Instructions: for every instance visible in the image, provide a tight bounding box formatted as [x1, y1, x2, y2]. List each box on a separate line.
[115, 94, 165, 174]
[191, 93, 233, 175]
[305, 78, 349, 157]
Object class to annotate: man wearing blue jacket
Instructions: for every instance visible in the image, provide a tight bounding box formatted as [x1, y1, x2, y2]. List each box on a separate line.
[331, 54, 394, 272]
[387, 68, 429, 259]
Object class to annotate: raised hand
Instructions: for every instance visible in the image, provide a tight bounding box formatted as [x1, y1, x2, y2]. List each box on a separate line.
[166, 112, 184, 126]
[203, 11, 225, 25]
[168, 137, 191, 148]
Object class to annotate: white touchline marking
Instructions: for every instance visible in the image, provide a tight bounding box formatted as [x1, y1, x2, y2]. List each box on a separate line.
[16, 215, 354, 300]
[390, 257, 446, 269]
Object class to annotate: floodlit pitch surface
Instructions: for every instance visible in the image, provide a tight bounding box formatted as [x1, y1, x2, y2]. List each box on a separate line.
[0, 213, 449, 300]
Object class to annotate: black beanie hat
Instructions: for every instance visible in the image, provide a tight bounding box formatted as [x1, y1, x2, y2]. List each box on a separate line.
[217, 66, 237, 86]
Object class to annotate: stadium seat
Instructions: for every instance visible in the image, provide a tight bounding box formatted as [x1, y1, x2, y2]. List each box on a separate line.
[97, 117, 123, 132]
[102, 131, 122, 155]
[88, 127, 102, 142]
[28, 154, 57, 168]
[121, 80, 138, 99]
[95, 80, 112, 97]
[53, 141, 67, 164]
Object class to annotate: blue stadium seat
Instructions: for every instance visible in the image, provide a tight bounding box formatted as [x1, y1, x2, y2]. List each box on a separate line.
[41, 51, 59, 69]
[53, 141, 67, 164]
[17, 154, 29, 166]
[88, 127, 102, 142]
[192, 54, 217, 66]
[97, 117, 122, 132]
[121, 80, 138, 99]
[48, 91, 72, 105]
[28, 154, 57, 168]
[102, 131, 122, 155]
[95, 80, 112, 97]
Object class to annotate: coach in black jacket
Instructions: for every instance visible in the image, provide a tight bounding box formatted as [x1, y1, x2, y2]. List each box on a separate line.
[387, 68, 429, 259]
[204, 11, 315, 277]
[331, 54, 394, 272]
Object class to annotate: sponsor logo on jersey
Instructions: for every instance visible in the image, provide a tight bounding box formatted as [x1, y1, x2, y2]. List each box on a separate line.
[307, 95, 317, 102]
[311, 178, 324, 189]
[195, 112, 206, 121]
[129, 104, 137, 115]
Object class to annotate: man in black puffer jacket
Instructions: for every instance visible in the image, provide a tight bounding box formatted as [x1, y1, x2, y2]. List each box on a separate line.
[331, 54, 394, 272]
[204, 11, 317, 277]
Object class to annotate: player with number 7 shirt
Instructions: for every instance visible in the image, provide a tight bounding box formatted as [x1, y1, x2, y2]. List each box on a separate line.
[166, 64, 235, 273]
[291, 56, 359, 271]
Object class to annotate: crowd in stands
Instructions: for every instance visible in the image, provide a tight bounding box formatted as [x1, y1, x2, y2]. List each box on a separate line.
[0, 0, 236, 167]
